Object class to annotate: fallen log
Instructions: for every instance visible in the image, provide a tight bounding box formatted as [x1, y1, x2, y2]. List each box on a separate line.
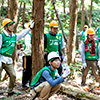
[60, 84, 100, 100]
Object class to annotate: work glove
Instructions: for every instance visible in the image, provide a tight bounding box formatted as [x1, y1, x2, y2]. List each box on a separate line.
[63, 55, 67, 62]
[82, 63, 87, 69]
[98, 60, 100, 68]
[30, 20, 35, 29]
[62, 64, 70, 78]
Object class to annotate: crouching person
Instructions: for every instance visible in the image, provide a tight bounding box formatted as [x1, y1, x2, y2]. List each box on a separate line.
[30, 52, 70, 100]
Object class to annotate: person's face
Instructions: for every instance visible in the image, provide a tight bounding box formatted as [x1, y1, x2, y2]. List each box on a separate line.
[5, 24, 14, 34]
[88, 34, 94, 41]
[51, 28, 58, 35]
[50, 59, 60, 70]
[84, 27, 88, 31]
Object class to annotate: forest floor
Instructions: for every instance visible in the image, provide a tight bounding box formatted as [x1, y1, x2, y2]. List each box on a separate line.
[0, 53, 100, 100]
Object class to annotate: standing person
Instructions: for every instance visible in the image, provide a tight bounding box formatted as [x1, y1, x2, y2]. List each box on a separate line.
[44, 20, 67, 75]
[80, 25, 88, 41]
[30, 52, 70, 100]
[22, 22, 32, 89]
[81, 28, 100, 86]
[95, 27, 100, 42]
[0, 18, 34, 95]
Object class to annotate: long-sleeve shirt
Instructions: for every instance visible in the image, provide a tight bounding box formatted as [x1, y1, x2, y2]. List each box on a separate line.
[0, 28, 31, 64]
[81, 41, 100, 64]
[32, 66, 64, 88]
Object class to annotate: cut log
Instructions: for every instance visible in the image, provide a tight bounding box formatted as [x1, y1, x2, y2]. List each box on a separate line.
[60, 84, 100, 100]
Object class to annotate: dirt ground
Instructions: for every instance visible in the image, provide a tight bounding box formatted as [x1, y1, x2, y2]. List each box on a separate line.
[0, 55, 100, 100]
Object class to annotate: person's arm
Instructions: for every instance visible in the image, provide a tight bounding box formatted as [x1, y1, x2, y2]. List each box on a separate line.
[16, 28, 31, 41]
[42, 70, 64, 87]
[0, 34, 2, 53]
[98, 42, 100, 60]
[25, 34, 31, 47]
[81, 41, 86, 63]
[95, 28, 98, 36]
[44, 34, 47, 49]
[62, 36, 65, 56]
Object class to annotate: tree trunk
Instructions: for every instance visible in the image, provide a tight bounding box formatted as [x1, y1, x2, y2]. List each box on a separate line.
[60, 84, 100, 100]
[81, 0, 85, 31]
[7, 0, 18, 32]
[67, 0, 78, 65]
[32, 0, 44, 77]
[85, 7, 90, 27]
[89, 0, 93, 27]
[52, 0, 67, 44]
[69, 0, 72, 13]
[22, 3, 26, 29]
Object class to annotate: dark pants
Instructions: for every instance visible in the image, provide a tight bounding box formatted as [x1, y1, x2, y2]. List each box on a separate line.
[22, 56, 32, 87]
[81, 60, 100, 85]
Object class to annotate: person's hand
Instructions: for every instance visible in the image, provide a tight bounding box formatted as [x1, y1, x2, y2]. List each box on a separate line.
[63, 55, 67, 62]
[98, 60, 100, 68]
[62, 64, 70, 78]
[82, 63, 87, 69]
[30, 20, 35, 29]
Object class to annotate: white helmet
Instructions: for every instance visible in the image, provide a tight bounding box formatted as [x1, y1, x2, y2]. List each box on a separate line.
[48, 52, 60, 62]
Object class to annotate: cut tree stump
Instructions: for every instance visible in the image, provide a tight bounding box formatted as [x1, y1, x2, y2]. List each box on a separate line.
[60, 84, 100, 100]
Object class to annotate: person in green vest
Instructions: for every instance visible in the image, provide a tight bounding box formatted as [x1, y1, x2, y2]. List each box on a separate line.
[80, 25, 88, 41]
[22, 22, 32, 89]
[30, 52, 70, 100]
[0, 18, 34, 96]
[44, 20, 67, 75]
[81, 28, 100, 86]
[95, 27, 100, 42]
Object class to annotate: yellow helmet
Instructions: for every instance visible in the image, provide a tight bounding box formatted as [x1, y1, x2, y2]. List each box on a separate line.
[84, 25, 88, 28]
[87, 28, 95, 35]
[49, 20, 58, 28]
[2, 18, 15, 27]
[28, 22, 30, 28]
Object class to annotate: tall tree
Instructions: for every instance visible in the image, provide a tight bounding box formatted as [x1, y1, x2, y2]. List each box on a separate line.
[32, 0, 44, 77]
[81, 0, 85, 31]
[22, 2, 26, 29]
[7, 0, 18, 32]
[67, 0, 78, 65]
[89, 0, 93, 27]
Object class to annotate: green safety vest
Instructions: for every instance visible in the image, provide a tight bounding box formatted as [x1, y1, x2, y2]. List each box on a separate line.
[0, 32, 16, 57]
[81, 30, 87, 41]
[84, 39, 98, 60]
[31, 66, 57, 86]
[24, 32, 32, 49]
[97, 27, 100, 38]
[46, 33, 61, 54]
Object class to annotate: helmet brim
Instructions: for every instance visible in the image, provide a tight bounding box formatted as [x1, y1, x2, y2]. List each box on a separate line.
[49, 57, 60, 62]
[50, 26, 58, 28]
[6, 21, 15, 26]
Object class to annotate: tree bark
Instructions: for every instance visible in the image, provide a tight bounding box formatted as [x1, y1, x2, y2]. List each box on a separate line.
[89, 0, 93, 27]
[67, 0, 78, 65]
[60, 84, 100, 100]
[32, 0, 44, 77]
[81, 0, 85, 31]
[22, 3, 26, 29]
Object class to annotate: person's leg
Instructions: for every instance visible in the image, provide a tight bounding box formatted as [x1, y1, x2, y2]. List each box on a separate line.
[30, 82, 52, 100]
[4, 64, 16, 93]
[92, 61, 100, 83]
[81, 60, 90, 85]
[26, 56, 32, 85]
[49, 84, 60, 98]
